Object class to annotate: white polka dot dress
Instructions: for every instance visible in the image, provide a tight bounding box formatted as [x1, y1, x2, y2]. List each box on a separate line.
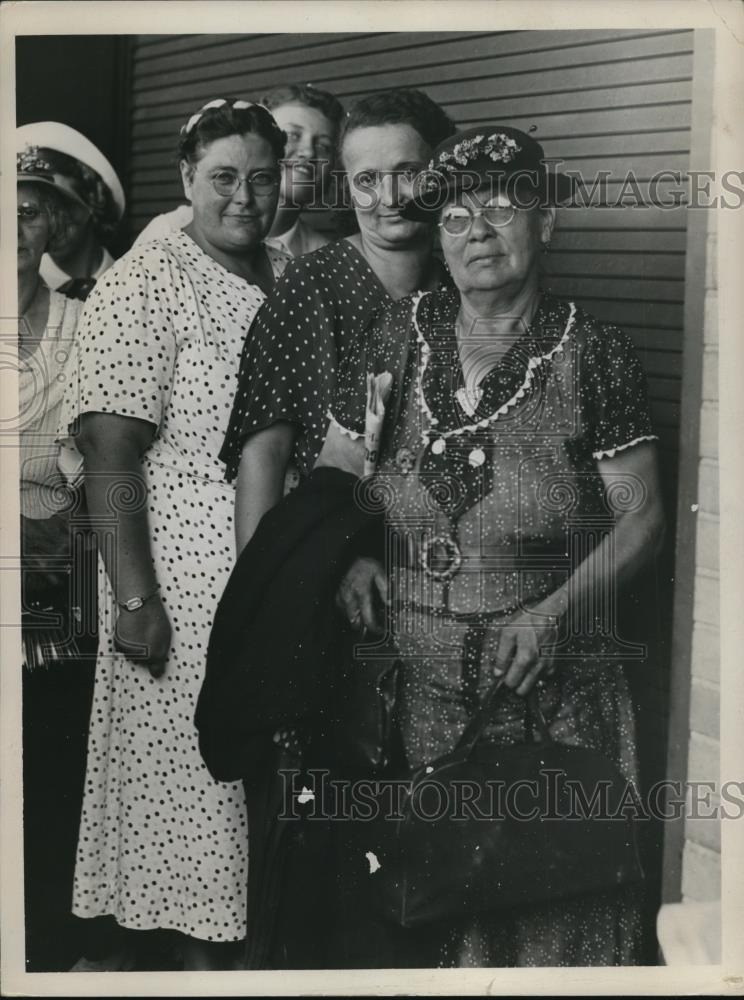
[59, 231, 289, 941]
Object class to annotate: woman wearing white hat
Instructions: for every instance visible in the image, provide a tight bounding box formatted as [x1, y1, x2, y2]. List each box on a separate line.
[17, 142, 97, 971]
[16, 122, 126, 300]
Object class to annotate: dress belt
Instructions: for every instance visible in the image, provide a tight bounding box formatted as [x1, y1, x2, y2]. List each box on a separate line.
[391, 555, 566, 617]
[393, 530, 569, 577]
[391, 598, 516, 622]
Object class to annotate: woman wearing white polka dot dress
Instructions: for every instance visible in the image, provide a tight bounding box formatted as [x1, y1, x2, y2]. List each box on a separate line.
[58, 99, 290, 970]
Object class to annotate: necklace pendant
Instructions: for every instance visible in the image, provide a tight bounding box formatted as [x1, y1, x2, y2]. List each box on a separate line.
[468, 447, 486, 467]
[431, 438, 446, 455]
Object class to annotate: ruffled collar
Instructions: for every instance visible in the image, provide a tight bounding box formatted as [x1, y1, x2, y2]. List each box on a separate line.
[411, 291, 576, 519]
[414, 290, 575, 448]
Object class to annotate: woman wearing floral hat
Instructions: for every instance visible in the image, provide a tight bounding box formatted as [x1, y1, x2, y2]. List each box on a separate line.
[316, 124, 665, 966]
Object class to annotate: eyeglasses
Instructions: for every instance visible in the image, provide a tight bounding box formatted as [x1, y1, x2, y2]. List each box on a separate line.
[205, 169, 280, 198]
[17, 203, 47, 226]
[438, 202, 516, 236]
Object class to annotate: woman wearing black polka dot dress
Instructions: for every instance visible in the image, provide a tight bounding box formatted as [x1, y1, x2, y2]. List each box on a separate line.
[57, 100, 290, 970]
[220, 89, 456, 552]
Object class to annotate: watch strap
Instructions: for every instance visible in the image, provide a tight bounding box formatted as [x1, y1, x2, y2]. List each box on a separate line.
[117, 583, 161, 612]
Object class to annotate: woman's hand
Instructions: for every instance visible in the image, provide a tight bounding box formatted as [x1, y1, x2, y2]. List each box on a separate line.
[114, 595, 172, 678]
[336, 556, 389, 634]
[487, 609, 559, 697]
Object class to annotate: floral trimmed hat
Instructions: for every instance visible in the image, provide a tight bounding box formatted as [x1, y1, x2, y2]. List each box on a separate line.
[17, 140, 95, 216]
[17, 121, 126, 222]
[403, 124, 572, 220]
[17, 145, 55, 183]
[17, 143, 81, 209]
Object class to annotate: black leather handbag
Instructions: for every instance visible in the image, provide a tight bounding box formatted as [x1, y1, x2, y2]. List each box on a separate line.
[366, 679, 644, 929]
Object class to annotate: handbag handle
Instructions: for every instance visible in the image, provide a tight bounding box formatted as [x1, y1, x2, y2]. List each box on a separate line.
[455, 678, 553, 757]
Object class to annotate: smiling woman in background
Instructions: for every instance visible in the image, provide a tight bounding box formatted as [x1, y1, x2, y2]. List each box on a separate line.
[260, 83, 345, 256]
[134, 83, 344, 258]
[57, 98, 289, 971]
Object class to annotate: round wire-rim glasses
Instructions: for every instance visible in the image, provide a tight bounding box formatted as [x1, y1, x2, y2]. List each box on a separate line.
[438, 202, 516, 236]
[206, 168, 280, 198]
[17, 202, 49, 227]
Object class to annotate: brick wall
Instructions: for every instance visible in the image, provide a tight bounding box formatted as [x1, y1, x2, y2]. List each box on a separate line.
[681, 214, 720, 903]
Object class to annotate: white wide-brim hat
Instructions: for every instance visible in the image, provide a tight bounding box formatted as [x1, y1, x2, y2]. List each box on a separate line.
[16, 121, 126, 221]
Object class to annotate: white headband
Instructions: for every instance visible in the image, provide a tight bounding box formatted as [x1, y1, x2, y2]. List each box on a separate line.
[181, 99, 271, 135]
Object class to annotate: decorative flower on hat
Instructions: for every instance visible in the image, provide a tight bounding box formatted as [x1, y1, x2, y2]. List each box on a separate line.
[421, 172, 441, 194]
[431, 132, 522, 173]
[17, 145, 53, 176]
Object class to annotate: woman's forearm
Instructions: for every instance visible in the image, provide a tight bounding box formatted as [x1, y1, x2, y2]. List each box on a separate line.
[536, 444, 665, 625]
[234, 422, 295, 554]
[79, 434, 157, 604]
[535, 500, 665, 624]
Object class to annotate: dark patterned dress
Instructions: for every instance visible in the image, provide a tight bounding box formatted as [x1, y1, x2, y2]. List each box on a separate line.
[220, 238, 394, 480]
[330, 289, 658, 967]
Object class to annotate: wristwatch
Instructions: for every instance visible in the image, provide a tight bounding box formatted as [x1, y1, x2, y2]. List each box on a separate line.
[117, 584, 161, 612]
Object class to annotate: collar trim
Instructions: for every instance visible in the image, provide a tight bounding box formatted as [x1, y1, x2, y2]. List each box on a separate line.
[412, 293, 577, 452]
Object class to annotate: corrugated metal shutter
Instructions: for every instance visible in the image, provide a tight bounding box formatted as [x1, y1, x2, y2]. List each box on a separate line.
[127, 29, 692, 473]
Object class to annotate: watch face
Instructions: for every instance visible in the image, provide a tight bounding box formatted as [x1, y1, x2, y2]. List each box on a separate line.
[124, 597, 143, 611]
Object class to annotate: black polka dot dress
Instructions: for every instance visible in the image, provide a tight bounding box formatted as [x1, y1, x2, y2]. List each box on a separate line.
[220, 238, 393, 480]
[331, 290, 658, 966]
[58, 231, 288, 942]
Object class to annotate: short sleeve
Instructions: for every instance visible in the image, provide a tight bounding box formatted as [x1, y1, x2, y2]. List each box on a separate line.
[219, 257, 336, 479]
[57, 252, 178, 442]
[580, 325, 658, 460]
[132, 204, 193, 247]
